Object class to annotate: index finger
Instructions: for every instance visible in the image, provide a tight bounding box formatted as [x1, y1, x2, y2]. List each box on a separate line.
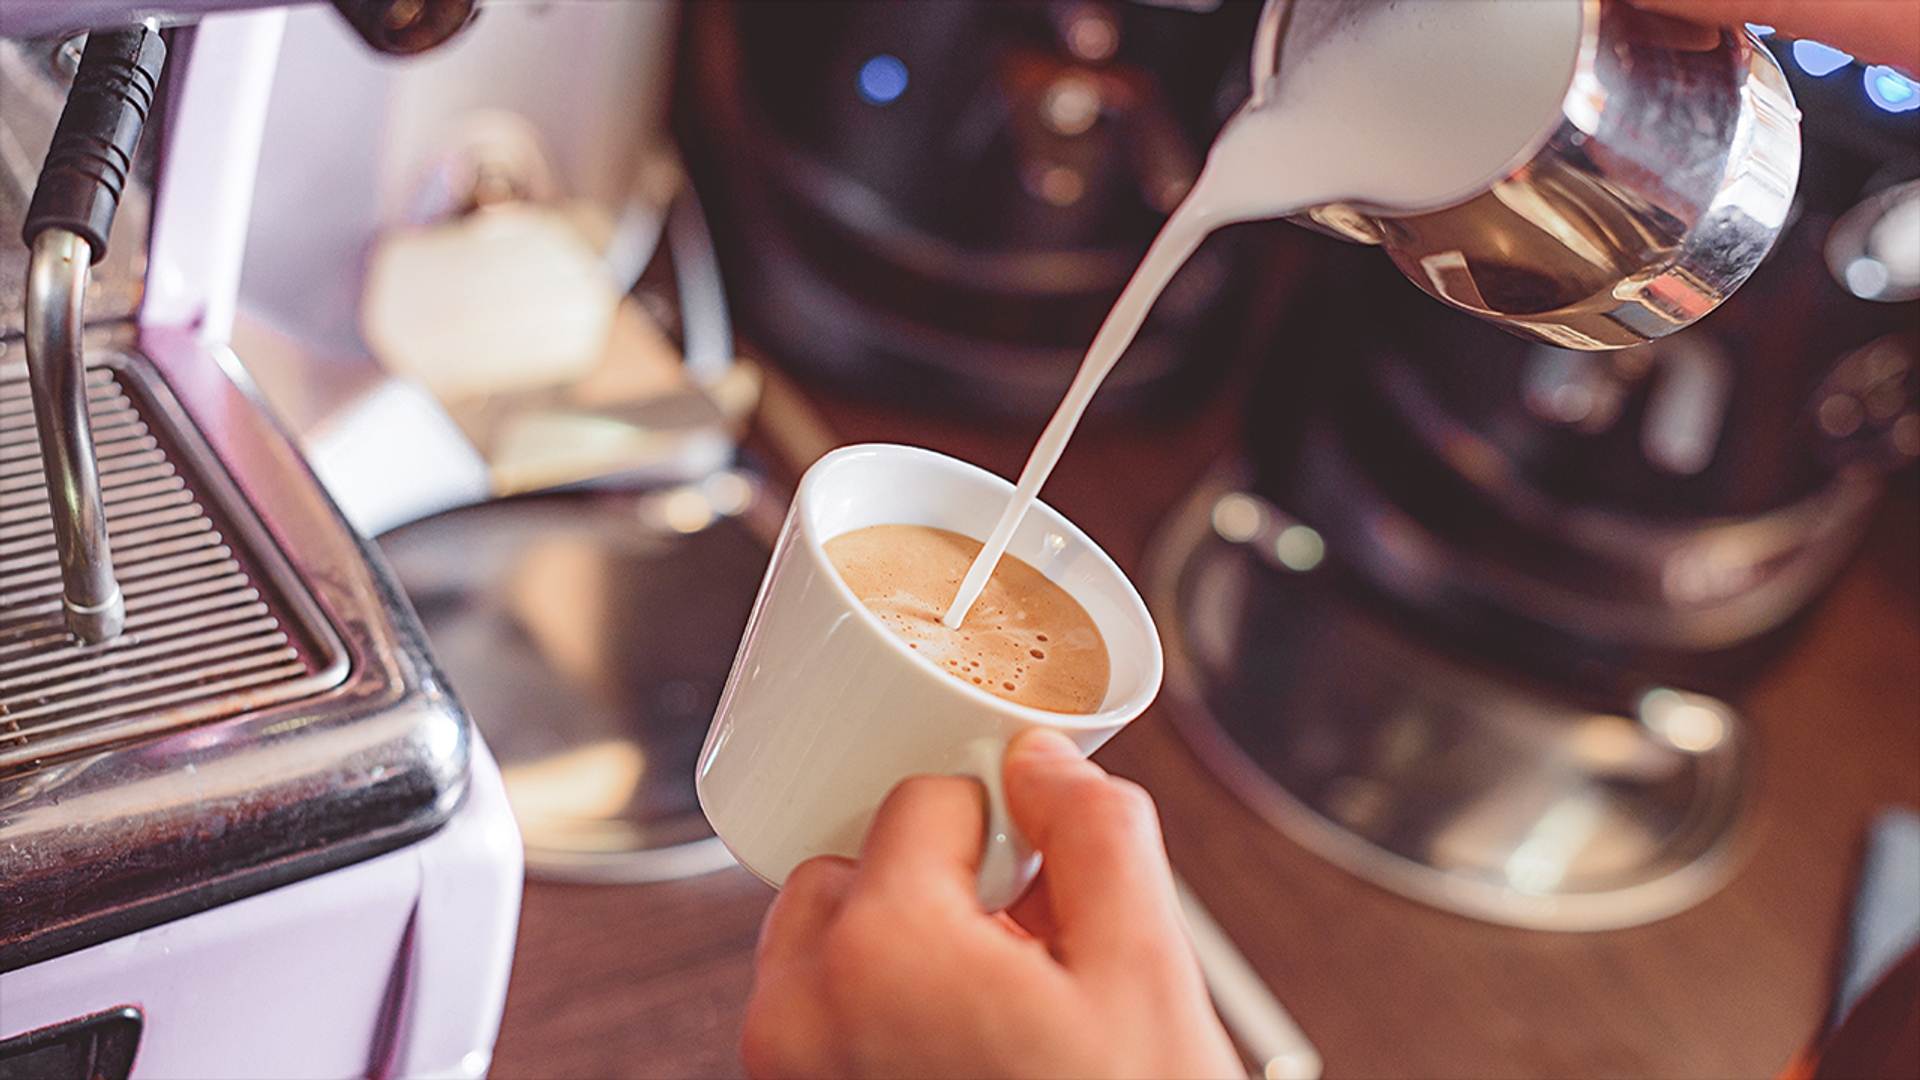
[855, 773, 989, 910]
[756, 854, 857, 972]
[1628, 0, 1919, 73]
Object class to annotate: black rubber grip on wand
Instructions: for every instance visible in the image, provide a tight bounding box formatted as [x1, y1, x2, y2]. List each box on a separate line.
[22, 27, 167, 263]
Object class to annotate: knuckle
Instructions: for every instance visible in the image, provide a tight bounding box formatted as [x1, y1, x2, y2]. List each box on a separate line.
[784, 855, 846, 895]
[819, 904, 890, 983]
[893, 772, 951, 796]
[815, 886, 935, 1000]
[889, 773, 982, 817]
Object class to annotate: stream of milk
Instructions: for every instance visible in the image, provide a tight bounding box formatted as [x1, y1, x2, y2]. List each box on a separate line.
[943, 0, 1583, 628]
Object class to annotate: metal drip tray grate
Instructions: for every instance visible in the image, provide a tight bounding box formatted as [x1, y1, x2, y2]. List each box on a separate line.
[1, 357, 347, 774]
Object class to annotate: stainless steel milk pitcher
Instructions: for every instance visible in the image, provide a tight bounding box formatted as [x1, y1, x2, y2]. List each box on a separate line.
[1258, 0, 1801, 350]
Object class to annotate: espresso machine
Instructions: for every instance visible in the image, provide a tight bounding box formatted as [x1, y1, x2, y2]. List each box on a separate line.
[1, 3, 523, 1076]
[676, 0, 1286, 420]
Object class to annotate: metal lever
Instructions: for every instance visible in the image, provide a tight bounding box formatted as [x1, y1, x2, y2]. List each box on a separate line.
[25, 230, 122, 642]
[21, 25, 167, 643]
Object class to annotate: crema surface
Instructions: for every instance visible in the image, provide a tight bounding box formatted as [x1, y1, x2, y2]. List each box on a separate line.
[825, 525, 1109, 715]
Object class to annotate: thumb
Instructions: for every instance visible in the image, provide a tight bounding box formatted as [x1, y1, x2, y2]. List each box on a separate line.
[1002, 728, 1184, 969]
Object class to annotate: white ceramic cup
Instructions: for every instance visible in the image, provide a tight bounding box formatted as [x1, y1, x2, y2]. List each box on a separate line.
[696, 443, 1163, 910]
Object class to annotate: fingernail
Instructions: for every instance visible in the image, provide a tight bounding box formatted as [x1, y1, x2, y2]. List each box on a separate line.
[1008, 726, 1080, 761]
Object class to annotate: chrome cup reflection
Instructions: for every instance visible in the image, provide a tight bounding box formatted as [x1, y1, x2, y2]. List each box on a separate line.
[1261, 0, 1802, 350]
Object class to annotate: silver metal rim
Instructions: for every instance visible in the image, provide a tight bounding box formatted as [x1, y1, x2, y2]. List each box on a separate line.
[1144, 464, 1752, 933]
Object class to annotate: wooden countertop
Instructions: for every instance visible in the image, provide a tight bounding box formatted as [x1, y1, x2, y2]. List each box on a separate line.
[487, 372, 1919, 1080]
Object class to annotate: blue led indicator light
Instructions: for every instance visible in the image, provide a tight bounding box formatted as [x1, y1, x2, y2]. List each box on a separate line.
[1792, 39, 1854, 77]
[857, 55, 909, 105]
[1865, 66, 1920, 113]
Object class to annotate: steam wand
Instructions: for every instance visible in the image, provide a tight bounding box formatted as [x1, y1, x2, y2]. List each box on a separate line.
[22, 25, 167, 644]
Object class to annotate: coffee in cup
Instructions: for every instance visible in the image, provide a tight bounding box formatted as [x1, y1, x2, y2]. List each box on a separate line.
[695, 444, 1162, 910]
[823, 524, 1109, 715]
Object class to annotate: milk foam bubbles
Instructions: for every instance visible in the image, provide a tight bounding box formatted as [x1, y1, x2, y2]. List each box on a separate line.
[826, 524, 1109, 715]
